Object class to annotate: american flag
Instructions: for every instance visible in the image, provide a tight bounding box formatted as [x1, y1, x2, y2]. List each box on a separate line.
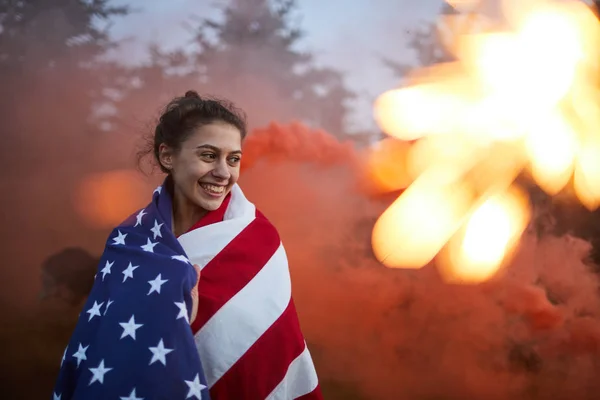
[54, 180, 322, 399]
[178, 184, 322, 399]
[52, 183, 210, 400]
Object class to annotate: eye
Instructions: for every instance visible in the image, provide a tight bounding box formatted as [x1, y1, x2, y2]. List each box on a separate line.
[228, 156, 241, 164]
[200, 152, 216, 160]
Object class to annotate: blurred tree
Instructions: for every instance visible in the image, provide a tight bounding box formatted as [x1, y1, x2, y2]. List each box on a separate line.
[382, 22, 454, 77]
[381, 2, 458, 77]
[0, 1, 131, 308]
[0, 3, 131, 396]
[0, 0, 132, 288]
[0, 0, 127, 72]
[0, 0, 130, 171]
[194, 0, 355, 137]
[115, 0, 355, 140]
[107, 44, 199, 140]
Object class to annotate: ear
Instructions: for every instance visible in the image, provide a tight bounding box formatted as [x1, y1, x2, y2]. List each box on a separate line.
[158, 143, 174, 171]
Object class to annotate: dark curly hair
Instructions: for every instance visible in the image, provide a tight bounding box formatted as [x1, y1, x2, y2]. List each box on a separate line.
[138, 91, 247, 174]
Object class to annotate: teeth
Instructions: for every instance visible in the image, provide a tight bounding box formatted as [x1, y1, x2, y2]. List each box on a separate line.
[200, 183, 224, 194]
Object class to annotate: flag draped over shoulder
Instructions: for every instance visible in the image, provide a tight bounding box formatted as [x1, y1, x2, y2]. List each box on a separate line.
[52, 183, 211, 400]
[178, 185, 323, 399]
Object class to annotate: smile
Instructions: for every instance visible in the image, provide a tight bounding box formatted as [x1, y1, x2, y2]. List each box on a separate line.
[199, 183, 225, 196]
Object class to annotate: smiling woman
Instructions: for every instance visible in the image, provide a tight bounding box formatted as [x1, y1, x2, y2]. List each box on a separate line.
[52, 90, 323, 400]
[144, 91, 247, 236]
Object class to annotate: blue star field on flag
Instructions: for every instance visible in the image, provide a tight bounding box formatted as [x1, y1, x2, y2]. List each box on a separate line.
[52, 184, 211, 400]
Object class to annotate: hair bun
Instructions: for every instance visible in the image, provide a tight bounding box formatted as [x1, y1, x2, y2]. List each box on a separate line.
[184, 90, 201, 100]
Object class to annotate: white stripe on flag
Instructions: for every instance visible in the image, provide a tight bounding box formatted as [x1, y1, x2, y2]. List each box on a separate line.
[266, 344, 320, 400]
[177, 184, 256, 270]
[178, 215, 254, 269]
[194, 244, 292, 387]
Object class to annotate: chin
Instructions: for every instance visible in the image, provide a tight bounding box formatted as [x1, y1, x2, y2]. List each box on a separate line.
[193, 184, 232, 211]
[194, 191, 227, 211]
[198, 198, 224, 211]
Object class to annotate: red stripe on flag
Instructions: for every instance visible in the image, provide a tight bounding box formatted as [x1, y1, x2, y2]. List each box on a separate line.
[210, 299, 314, 400]
[190, 210, 280, 334]
[185, 193, 231, 232]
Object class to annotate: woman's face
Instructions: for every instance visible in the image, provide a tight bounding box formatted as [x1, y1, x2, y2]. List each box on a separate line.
[159, 121, 242, 212]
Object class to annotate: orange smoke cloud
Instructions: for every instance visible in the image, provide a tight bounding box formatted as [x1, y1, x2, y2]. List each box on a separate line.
[73, 169, 150, 228]
[235, 122, 600, 400]
[240, 121, 359, 172]
[5, 117, 600, 400]
[359, 137, 413, 195]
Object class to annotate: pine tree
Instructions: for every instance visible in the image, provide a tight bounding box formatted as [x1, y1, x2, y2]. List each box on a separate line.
[0, 2, 130, 398]
[193, 0, 354, 136]
[115, 0, 355, 138]
[382, 3, 463, 78]
[0, 0, 130, 172]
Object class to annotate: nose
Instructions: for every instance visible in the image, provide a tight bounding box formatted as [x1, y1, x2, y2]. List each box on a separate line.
[211, 159, 231, 181]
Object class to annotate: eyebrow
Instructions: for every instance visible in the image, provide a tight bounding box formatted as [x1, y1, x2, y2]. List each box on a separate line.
[196, 144, 242, 154]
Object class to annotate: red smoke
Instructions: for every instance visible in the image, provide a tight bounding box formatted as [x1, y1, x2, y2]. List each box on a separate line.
[238, 123, 600, 400]
[5, 119, 600, 399]
[240, 121, 359, 172]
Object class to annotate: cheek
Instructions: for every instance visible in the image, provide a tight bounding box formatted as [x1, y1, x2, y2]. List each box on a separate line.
[185, 161, 210, 179]
[173, 161, 206, 184]
[230, 167, 241, 183]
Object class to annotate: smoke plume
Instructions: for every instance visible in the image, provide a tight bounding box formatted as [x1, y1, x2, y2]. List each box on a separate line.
[238, 124, 600, 400]
[3, 97, 600, 399]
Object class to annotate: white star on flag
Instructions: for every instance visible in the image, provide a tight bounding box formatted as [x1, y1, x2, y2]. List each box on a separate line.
[141, 238, 158, 253]
[149, 339, 174, 366]
[153, 185, 162, 195]
[122, 262, 139, 282]
[86, 301, 104, 321]
[174, 302, 189, 323]
[135, 209, 147, 227]
[147, 274, 168, 295]
[100, 260, 114, 281]
[89, 359, 113, 385]
[112, 230, 127, 246]
[184, 373, 206, 400]
[53, 178, 227, 399]
[120, 388, 143, 400]
[72, 343, 88, 367]
[151, 220, 163, 239]
[171, 255, 191, 264]
[119, 315, 144, 340]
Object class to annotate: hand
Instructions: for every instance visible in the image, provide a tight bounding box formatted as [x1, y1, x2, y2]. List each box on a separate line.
[190, 264, 201, 325]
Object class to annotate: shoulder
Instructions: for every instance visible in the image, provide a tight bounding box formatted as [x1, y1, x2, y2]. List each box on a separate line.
[254, 208, 275, 227]
[251, 208, 281, 241]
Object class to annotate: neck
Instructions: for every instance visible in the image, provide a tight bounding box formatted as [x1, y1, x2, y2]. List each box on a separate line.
[170, 186, 207, 237]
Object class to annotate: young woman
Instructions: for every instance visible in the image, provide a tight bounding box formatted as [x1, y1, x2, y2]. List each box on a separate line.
[53, 91, 323, 400]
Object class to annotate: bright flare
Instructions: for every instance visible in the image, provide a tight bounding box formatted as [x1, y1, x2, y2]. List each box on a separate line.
[440, 187, 531, 283]
[74, 170, 149, 228]
[574, 138, 600, 210]
[373, 78, 473, 141]
[362, 138, 413, 194]
[370, 0, 600, 281]
[524, 112, 578, 195]
[371, 167, 473, 269]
